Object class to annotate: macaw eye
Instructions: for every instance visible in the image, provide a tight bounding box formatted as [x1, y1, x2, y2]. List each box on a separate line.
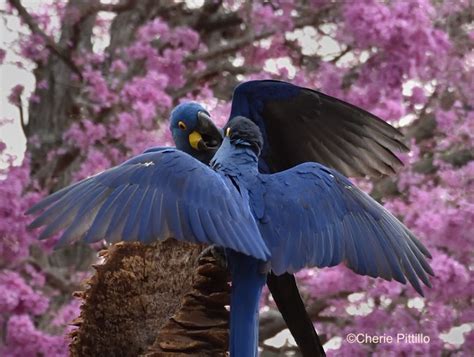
[226, 128, 231, 137]
[178, 121, 187, 130]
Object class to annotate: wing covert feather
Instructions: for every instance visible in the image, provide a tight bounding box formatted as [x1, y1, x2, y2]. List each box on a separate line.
[28, 149, 269, 260]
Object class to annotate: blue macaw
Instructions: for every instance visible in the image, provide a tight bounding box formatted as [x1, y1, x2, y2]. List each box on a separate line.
[27, 115, 433, 357]
[163, 80, 413, 356]
[149, 100, 327, 356]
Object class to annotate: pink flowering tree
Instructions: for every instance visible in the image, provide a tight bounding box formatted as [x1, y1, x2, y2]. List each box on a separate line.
[1, 0, 472, 355]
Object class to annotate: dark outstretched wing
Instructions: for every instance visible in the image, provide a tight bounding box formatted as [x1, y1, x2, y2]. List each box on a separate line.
[255, 163, 433, 295]
[230, 80, 408, 177]
[27, 148, 269, 260]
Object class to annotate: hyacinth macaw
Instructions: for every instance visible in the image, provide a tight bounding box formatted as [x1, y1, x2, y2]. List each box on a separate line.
[27, 80, 434, 356]
[146, 100, 327, 356]
[165, 80, 415, 356]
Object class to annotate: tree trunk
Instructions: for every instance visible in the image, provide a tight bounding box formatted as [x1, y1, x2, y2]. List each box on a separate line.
[17, 0, 97, 189]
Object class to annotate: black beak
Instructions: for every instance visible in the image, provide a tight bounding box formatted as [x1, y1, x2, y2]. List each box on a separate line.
[196, 111, 223, 151]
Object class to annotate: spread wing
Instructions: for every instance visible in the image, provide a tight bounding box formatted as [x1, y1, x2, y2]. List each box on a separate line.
[230, 80, 408, 176]
[255, 163, 433, 295]
[27, 148, 269, 260]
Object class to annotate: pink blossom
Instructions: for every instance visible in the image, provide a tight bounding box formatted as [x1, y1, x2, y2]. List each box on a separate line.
[63, 119, 107, 149]
[169, 27, 200, 50]
[2, 314, 68, 357]
[0, 271, 49, 315]
[410, 86, 426, 105]
[0, 48, 6, 64]
[82, 68, 116, 107]
[37, 80, 48, 89]
[137, 18, 169, 42]
[7, 85, 24, 106]
[19, 33, 49, 64]
[110, 59, 127, 73]
[0, 159, 44, 265]
[0, 140, 6, 154]
[51, 299, 81, 327]
[436, 109, 457, 131]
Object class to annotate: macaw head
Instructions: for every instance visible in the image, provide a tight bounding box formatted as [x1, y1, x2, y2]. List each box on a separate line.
[169, 102, 222, 163]
[224, 116, 263, 156]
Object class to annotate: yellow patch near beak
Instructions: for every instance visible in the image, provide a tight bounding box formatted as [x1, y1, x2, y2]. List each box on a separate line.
[189, 131, 203, 150]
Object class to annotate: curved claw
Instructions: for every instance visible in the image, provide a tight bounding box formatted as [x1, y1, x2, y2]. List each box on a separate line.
[199, 245, 228, 270]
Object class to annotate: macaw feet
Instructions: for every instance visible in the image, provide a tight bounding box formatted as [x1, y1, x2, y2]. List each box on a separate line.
[199, 245, 228, 270]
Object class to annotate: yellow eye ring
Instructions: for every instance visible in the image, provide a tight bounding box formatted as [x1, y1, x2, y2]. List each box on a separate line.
[225, 127, 231, 137]
[178, 121, 187, 130]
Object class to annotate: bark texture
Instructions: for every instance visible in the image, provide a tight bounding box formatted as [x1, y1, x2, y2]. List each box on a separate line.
[145, 251, 230, 356]
[69, 240, 229, 356]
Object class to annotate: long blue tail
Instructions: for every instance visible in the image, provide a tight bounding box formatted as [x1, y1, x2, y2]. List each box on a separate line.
[228, 252, 267, 357]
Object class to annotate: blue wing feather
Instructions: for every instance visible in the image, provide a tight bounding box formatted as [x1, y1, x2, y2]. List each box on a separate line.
[85, 184, 128, 243]
[136, 187, 155, 242]
[106, 185, 138, 240]
[255, 162, 433, 295]
[30, 182, 92, 229]
[164, 195, 183, 240]
[149, 191, 165, 243]
[27, 149, 270, 261]
[121, 187, 145, 240]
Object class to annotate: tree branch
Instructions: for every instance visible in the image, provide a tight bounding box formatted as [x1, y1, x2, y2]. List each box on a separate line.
[330, 46, 352, 64]
[94, 0, 139, 13]
[259, 291, 351, 342]
[27, 257, 76, 295]
[16, 96, 28, 137]
[8, 0, 82, 78]
[170, 62, 259, 100]
[186, 7, 334, 63]
[75, 0, 138, 28]
[186, 29, 273, 62]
